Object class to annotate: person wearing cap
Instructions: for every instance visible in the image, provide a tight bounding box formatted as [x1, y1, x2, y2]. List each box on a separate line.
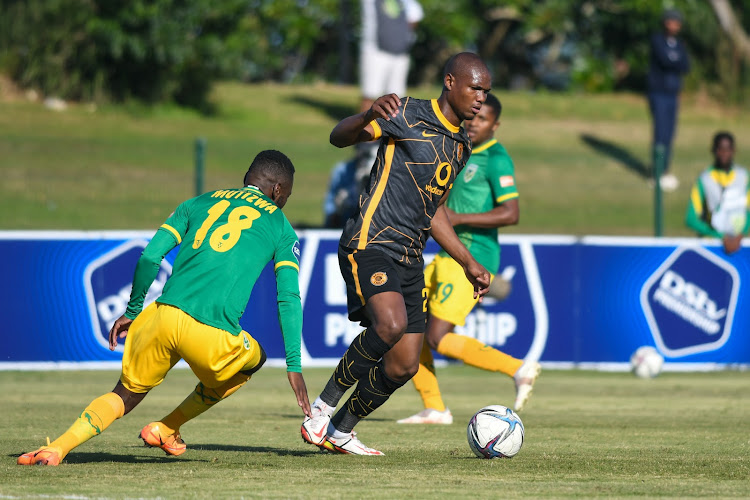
[647, 8, 690, 193]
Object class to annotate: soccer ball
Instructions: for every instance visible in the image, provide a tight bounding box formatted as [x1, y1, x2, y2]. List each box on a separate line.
[630, 346, 664, 379]
[467, 405, 524, 459]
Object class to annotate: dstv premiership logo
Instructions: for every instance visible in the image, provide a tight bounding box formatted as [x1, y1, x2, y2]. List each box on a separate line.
[84, 240, 172, 352]
[640, 246, 739, 357]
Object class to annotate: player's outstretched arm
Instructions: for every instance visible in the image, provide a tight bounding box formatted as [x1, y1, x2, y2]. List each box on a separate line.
[330, 93, 401, 148]
[287, 372, 311, 417]
[444, 198, 519, 229]
[432, 205, 491, 299]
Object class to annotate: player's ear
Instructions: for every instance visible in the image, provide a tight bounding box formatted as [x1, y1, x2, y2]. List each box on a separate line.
[444, 73, 455, 90]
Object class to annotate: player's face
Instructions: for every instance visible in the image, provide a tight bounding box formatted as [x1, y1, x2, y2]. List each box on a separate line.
[714, 139, 734, 168]
[447, 67, 492, 122]
[465, 103, 499, 145]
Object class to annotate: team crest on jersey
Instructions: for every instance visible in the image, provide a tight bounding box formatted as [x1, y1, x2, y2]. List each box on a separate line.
[463, 164, 478, 182]
[370, 272, 388, 286]
[457, 143, 464, 161]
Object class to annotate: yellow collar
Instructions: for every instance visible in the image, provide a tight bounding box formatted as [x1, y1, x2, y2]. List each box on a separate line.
[431, 99, 460, 133]
[472, 139, 497, 154]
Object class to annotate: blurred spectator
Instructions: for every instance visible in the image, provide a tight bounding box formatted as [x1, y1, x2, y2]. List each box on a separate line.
[648, 8, 690, 192]
[359, 0, 423, 113]
[323, 147, 372, 228]
[685, 131, 749, 255]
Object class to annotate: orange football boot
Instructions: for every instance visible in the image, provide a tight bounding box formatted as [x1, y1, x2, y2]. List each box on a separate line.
[139, 422, 186, 456]
[17, 446, 62, 466]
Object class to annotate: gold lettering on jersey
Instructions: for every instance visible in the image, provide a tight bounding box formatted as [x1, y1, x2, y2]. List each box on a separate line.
[425, 184, 444, 196]
[210, 189, 277, 213]
[435, 162, 452, 187]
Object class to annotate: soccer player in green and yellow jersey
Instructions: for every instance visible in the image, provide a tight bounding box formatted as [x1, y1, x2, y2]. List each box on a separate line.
[397, 94, 541, 425]
[18, 150, 311, 466]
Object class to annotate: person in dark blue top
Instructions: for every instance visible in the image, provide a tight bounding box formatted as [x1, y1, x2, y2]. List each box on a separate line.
[648, 8, 690, 192]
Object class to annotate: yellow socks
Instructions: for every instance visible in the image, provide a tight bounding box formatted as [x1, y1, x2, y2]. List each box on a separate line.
[410, 341, 447, 412]
[436, 333, 523, 377]
[160, 374, 249, 434]
[50, 392, 125, 459]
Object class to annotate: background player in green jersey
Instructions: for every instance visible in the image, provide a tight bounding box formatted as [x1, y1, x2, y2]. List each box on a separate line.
[685, 131, 749, 255]
[397, 94, 541, 425]
[18, 150, 311, 466]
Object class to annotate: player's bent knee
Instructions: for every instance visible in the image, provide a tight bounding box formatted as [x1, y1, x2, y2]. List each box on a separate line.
[372, 318, 408, 344]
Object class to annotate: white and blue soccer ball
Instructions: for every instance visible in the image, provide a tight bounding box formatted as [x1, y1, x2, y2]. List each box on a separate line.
[467, 405, 524, 459]
[630, 346, 664, 379]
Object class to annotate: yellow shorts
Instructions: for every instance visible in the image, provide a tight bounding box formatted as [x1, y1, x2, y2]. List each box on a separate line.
[424, 254, 494, 327]
[120, 302, 263, 393]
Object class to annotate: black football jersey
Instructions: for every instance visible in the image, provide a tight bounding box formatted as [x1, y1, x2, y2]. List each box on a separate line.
[341, 97, 471, 266]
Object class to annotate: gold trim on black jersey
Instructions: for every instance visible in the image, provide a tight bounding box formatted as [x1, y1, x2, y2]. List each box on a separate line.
[358, 138, 396, 249]
[430, 99, 460, 133]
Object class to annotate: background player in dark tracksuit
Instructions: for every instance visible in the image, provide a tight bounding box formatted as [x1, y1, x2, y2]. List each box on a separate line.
[301, 52, 492, 455]
[648, 8, 690, 192]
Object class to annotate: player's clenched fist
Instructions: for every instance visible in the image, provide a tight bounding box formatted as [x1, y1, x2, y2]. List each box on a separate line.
[464, 260, 491, 301]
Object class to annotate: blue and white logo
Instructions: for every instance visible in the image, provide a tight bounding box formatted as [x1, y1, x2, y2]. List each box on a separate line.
[83, 240, 172, 352]
[640, 246, 739, 357]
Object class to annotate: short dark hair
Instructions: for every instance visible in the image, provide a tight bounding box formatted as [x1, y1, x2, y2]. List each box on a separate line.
[484, 93, 502, 121]
[244, 150, 295, 184]
[712, 131, 735, 152]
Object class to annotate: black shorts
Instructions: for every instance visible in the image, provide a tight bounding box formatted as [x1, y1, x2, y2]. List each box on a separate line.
[338, 245, 426, 333]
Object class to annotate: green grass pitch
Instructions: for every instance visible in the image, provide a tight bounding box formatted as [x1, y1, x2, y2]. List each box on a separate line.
[1, 367, 748, 498]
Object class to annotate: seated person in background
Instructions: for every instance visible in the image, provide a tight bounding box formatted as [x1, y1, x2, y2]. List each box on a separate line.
[685, 131, 749, 255]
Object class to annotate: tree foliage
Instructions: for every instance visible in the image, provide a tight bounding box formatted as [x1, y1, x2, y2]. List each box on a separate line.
[1, 0, 750, 107]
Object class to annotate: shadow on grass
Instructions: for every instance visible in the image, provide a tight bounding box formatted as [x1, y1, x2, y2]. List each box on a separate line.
[15, 452, 206, 465]
[190, 444, 319, 457]
[580, 133, 650, 179]
[290, 95, 355, 122]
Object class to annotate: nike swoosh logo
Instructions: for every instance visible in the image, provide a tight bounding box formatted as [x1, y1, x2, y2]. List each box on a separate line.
[312, 426, 326, 440]
[422, 131, 438, 137]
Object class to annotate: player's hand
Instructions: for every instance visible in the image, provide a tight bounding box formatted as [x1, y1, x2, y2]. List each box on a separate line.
[108, 315, 133, 351]
[366, 94, 401, 121]
[722, 234, 743, 254]
[463, 259, 491, 302]
[287, 371, 312, 418]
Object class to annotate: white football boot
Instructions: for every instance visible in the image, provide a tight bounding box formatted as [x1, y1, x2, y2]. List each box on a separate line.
[322, 431, 384, 456]
[514, 361, 541, 412]
[396, 408, 453, 425]
[301, 402, 333, 447]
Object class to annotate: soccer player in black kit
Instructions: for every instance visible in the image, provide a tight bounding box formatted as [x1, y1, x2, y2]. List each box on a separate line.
[301, 52, 492, 455]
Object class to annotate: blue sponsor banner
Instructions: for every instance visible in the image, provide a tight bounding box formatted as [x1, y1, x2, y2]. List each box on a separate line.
[0, 232, 747, 368]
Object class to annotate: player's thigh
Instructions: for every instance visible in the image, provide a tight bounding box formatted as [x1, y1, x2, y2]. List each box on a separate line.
[120, 302, 182, 393]
[339, 246, 407, 333]
[177, 316, 263, 389]
[427, 255, 485, 327]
